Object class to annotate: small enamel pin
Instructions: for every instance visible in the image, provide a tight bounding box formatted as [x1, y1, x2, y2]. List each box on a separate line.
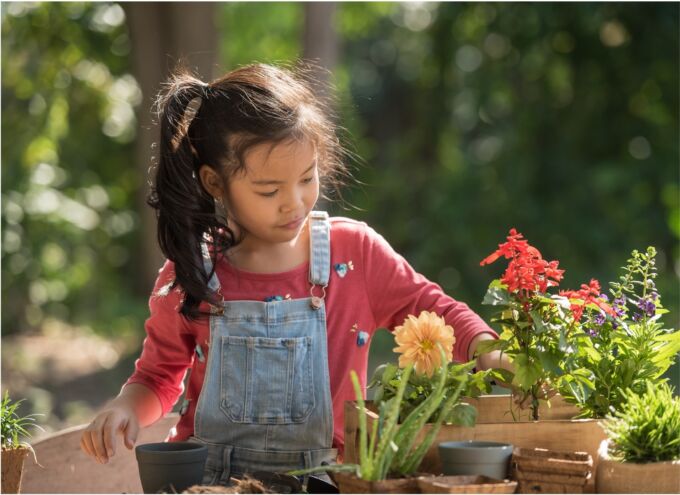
[356, 331, 369, 347]
[334, 261, 354, 278]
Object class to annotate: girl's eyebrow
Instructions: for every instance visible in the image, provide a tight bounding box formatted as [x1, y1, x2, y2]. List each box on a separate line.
[250, 161, 317, 185]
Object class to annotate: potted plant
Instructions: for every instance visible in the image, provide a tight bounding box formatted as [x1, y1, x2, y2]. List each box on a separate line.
[477, 228, 615, 420]
[291, 311, 469, 493]
[368, 356, 503, 427]
[556, 247, 680, 419]
[1, 391, 41, 494]
[596, 381, 680, 493]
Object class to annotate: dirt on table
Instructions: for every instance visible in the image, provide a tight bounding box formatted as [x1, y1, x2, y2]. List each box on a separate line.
[182, 476, 271, 493]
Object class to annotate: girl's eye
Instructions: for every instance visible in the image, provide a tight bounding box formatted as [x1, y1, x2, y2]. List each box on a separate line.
[302, 176, 314, 184]
[258, 190, 278, 197]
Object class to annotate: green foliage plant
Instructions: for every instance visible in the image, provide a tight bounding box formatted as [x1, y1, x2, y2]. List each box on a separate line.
[603, 381, 680, 463]
[559, 247, 680, 418]
[368, 360, 507, 427]
[1, 391, 42, 451]
[290, 345, 467, 481]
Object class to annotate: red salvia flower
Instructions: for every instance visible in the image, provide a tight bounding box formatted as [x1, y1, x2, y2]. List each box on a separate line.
[481, 229, 564, 298]
[560, 279, 615, 322]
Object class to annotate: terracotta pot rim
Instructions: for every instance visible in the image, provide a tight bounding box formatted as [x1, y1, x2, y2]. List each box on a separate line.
[1, 445, 32, 452]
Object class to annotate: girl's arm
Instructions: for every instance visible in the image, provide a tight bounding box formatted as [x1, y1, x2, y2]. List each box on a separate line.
[80, 383, 162, 464]
[81, 261, 193, 464]
[359, 224, 500, 363]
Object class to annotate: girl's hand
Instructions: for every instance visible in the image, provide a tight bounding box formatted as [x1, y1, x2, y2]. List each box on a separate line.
[80, 406, 139, 464]
[473, 344, 558, 409]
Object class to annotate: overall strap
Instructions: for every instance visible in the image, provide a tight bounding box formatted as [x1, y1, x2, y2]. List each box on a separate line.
[201, 242, 221, 293]
[308, 211, 331, 287]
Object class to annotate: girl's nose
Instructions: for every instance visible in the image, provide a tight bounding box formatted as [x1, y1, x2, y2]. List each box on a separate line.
[280, 190, 305, 212]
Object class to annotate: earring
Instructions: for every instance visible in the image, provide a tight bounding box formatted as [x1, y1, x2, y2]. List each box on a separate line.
[214, 197, 228, 224]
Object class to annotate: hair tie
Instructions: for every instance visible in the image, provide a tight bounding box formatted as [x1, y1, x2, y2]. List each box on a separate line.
[184, 96, 203, 126]
[172, 94, 203, 154]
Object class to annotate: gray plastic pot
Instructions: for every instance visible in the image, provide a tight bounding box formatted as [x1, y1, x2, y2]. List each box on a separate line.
[135, 441, 208, 494]
[438, 441, 514, 480]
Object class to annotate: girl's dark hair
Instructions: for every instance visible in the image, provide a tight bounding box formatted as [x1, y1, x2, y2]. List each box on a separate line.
[148, 62, 352, 319]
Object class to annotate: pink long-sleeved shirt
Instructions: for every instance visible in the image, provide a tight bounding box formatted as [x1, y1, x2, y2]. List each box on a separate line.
[126, 217, 498, 454]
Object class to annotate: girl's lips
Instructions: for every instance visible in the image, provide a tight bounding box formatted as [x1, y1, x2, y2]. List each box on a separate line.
[279, 218, 303, 229]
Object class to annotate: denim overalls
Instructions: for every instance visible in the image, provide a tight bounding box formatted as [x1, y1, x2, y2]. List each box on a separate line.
[190, 211, 337, 485]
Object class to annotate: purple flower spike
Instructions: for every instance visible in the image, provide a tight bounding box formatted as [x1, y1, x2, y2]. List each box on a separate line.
[637, 298, 656, 317]
[600, 294, 609, 302]
[632, 312, 642, 322]
[651, 291, 659, 301]
[645, 301, 656, 316]
[594, 311, 607, 326]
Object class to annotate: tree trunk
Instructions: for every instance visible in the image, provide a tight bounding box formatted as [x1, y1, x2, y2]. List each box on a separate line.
[302, 2, 338, 98]
[123, 2, 219, 295]
[302, 2, 339, 212]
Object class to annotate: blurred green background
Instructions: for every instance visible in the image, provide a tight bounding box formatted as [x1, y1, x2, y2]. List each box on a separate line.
[2, 2, 678, 436]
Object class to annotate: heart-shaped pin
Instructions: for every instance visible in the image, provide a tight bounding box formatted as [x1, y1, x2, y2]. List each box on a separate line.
[335, 263, 348, 278]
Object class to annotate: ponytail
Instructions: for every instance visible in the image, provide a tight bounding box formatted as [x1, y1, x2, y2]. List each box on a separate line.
[148, 62, 354, 319]
[148, 72, 233, 319]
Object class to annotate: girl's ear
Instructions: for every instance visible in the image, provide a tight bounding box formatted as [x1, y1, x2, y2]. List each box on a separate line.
[198, 164, 225, 200]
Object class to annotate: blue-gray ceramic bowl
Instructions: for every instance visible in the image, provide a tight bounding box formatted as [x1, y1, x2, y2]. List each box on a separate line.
[438, 441, 514, 479]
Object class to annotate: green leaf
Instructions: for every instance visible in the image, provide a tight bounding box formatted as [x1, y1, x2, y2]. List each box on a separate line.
[446, 402, 477, 426]
[474, 339, 506, 355]
[512, 354, 542, 390]
[537, 348, 563, 376]
[530, 310, 547, 334]
[482, 285, 512, 306]
[368, 364, 388, 389]
[558, 330, 571, 352]
[651, 331, 680, 369]
[382, 363, 398, 384]
[373, 386, 384, 403]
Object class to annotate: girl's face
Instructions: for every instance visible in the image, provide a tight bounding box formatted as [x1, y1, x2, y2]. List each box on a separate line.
[224, 138, 319, 248]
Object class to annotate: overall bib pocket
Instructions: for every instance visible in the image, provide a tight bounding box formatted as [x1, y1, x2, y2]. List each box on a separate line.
[220, 335, 316, 424]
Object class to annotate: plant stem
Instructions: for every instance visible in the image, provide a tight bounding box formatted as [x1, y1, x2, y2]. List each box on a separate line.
[350, 371, 371, 479]
[401, 378, 467, 474]
[373, 363, 413, 480]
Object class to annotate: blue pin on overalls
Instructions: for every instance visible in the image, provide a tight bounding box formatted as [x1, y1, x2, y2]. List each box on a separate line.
[188, 211, 337, 485]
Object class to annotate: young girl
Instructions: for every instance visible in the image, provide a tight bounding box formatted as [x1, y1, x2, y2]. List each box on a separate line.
[80, 63, 511, 483]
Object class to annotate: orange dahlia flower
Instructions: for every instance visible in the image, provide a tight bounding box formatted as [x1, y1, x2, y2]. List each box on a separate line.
[393, 310, 455, 377]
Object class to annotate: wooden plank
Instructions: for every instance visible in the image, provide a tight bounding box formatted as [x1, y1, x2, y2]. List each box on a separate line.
[466, 395, 581, 423]
[22, 414, 179, 493]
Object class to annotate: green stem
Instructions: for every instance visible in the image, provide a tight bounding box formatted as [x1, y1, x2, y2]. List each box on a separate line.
[350, 371, 371, 479]
[373, 363, 413, 481]
[401, 378, 467, 474]
[391, 347, 449, 474]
